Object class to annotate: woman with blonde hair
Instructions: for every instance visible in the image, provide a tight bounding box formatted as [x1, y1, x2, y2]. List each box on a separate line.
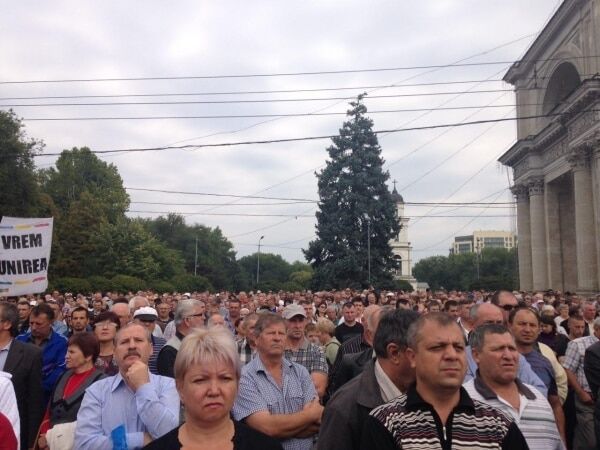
[144, 327, 282, 449]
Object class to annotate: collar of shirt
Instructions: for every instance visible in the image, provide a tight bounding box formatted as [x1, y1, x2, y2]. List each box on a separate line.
[254, 354, 294, 375]
[374, 358, 403, 402]
[110, 372, 128, 392]
[405, 383, 475, 414]
[473, 372, 537, 401]
[0, 339, 12, 353]
[27, 329, 53, 347]
[286, 337, 310, 352]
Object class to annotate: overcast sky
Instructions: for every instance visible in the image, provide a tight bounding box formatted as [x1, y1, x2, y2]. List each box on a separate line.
[1, 0, 563, 265]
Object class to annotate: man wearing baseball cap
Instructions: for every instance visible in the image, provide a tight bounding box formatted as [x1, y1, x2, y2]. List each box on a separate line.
[283, 304, 328, 399]
[133, 307, 166, 375]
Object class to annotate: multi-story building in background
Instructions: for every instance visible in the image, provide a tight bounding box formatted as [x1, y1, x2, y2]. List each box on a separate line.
[450, 230, 517, 255]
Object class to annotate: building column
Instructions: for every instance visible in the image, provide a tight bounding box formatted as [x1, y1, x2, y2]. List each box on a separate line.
[569, 146, 598, 292]
[529, 178, 548, 290]
[545, 182, 563, 291]
[592, 141, 600, 291]
[511, 184, 533, 291]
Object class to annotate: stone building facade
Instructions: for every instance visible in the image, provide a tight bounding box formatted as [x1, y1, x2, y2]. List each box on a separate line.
[499, 0, 600, 293]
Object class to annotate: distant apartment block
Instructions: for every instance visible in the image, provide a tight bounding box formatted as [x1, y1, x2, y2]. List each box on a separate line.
[450, 230, 517, 255]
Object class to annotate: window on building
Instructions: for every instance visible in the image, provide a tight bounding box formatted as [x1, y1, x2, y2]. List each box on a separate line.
[394, 255, 402, 275]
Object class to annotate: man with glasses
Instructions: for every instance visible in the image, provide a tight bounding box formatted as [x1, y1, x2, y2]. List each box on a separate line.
[156, 299, 205, 378]
[491, 289, 520, 322]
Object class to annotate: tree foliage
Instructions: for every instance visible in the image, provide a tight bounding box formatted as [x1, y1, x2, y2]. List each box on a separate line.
[238, 253, 312, 291]
[39, 147, 129, 223]
[304, 96, 399, 289]
[141, 214, 241, 290]
[0, 110, 43, 217]
[413, 248, 518, 291]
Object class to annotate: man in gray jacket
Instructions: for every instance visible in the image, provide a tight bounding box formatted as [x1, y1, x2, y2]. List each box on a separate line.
[317, 309, 419, 450]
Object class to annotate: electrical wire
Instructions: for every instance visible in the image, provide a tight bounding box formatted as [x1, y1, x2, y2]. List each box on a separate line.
[0, 75, 571, 102]
[128, 209, 515, 219]
[1, 55, 597, 84]
[32, 108, 596, 156]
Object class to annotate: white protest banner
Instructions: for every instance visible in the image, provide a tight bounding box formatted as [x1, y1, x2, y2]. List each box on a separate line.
[0, 217, 54, 296]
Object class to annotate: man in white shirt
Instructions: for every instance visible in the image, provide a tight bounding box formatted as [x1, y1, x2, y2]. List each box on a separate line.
[464, 324, 564, 450]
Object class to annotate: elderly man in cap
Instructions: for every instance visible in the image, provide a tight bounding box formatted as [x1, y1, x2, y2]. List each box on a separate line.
[132, 307, 165, 375]
[282, 303, 329, 399]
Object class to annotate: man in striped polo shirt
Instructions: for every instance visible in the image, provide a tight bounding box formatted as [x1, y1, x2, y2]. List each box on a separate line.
[361, 313, 528, 450]
[464, 324, 564, 450]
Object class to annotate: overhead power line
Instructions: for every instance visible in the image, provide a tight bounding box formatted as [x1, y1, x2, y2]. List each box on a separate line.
[14, 103, 525, 121]
[129, 199, 514, 208]
[0, 96, 540, 108]
[130, 200, 315, 206]
[125, 187, 317, 202]
[1, 55, 597, 84]
[2, 73, 593, 103]
[33, 108, 598, 157]
[0, 76, 561, 102]
[128, 209, 515, 219]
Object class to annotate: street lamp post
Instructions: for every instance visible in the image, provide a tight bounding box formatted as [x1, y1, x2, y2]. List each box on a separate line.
[256, 235, 264, 287]
[194, 236, 198, 276]
[367, 218, 371, 286]
[362, 214, 371, 286]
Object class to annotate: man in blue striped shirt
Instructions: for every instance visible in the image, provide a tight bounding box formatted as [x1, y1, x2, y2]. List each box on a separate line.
[233, 313, 323, 450]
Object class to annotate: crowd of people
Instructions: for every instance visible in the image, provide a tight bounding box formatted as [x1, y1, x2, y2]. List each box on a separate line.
[0, 287, 599, 449]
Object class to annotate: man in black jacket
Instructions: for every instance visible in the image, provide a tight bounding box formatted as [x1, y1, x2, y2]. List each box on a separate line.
[0, 302, 44, 450]
[318, 309, 419, 450]
[584, 339, 600, 445]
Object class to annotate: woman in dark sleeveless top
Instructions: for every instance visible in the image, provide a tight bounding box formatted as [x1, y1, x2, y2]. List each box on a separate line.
[37, 332, 105, 450]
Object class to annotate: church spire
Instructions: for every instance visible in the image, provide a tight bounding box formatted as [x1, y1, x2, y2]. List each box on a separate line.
[390, 180, 404, 203]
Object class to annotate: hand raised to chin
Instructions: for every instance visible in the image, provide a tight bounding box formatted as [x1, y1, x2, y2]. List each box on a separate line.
[125, 360, 150, 391]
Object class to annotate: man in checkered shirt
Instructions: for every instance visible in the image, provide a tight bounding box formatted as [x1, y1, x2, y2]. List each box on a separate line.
[282, 304, 329, 399]
[233, 313, 323, 450]
[562, 316, 600, 450]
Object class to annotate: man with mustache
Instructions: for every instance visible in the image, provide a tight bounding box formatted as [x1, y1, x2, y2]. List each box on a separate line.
[361, 313, 528, 449]
[74, 323, 179, 449]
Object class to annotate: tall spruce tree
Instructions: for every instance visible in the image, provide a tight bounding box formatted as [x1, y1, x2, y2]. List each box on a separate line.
[304, 96, 399, 289]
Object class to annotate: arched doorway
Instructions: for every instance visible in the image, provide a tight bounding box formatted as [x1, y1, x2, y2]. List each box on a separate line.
[542, 62, 581, 114]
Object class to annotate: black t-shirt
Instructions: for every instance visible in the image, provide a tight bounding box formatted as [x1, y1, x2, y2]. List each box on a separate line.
[335, 321, 364, 343]
[143, 421, 283, 450]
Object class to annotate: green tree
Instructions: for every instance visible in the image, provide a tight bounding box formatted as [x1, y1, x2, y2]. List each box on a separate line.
[413, 248, 517, 291]
[304, 96, 399, 289]
[413, 255, 455, 290]
[39, 147, 129, 223]
[142, 214, 241, 290]
[238, 253, 294, 291]
[0, 110, 43, 216]
[52, 191, 108, 278]
[90, 219, 185, 281]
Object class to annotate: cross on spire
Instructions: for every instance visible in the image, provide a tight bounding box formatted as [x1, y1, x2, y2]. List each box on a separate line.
[392, 179, 397, 191]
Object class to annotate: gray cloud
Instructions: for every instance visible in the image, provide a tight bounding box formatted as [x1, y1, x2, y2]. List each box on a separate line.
[1, 0, 558, 264]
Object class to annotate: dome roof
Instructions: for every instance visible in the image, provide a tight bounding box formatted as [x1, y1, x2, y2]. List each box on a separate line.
[391, 186, 404, 203]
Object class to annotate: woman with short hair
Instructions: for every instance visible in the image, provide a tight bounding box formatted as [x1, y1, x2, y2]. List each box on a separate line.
[92, 311, 121, 376]
[37, 332, 105, 450]
[144, 327, 282, 450]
